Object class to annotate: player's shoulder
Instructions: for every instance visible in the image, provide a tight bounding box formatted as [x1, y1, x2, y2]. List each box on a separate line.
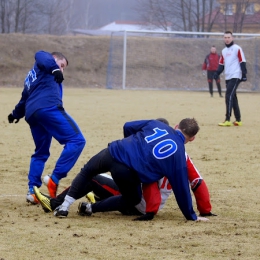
[235, 44, 244, 51]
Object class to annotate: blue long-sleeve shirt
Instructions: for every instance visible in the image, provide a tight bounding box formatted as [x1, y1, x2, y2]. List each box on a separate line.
[12, 50, 62, 121]
[108, 120, 197, 220]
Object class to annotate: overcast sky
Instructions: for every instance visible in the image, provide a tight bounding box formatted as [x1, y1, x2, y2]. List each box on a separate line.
[72, 0, 140, 29]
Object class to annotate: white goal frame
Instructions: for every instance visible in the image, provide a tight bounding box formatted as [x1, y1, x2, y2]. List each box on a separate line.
[107, 30, 260, 91]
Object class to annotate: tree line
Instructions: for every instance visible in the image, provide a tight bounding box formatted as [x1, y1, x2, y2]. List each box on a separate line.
[0, 0, 256, 35]
[135, 0, 254, 33]
[0, 0, 76, 34]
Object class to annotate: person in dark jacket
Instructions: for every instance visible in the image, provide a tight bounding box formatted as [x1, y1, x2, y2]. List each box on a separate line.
[7, 50, 86, 204]
[202, 46, 223, 97]
[40, 118, 208, 222]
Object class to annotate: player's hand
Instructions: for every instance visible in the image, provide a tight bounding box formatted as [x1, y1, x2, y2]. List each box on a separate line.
[213, 73, 219, 80]
[241, 74, 247, 82]
[199, 212, 217, 217]
[8, 113, 19, 123]
[52, 69, 64, 83]
[196, 216, 209, 222]
[133, 212, 154, 221]
[202, 71, 206, 76]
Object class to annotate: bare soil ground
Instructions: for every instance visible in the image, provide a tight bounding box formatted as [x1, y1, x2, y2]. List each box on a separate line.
[0, 88, 260, 260]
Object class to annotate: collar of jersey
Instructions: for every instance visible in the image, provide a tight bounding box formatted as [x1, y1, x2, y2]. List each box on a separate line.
[175, 130, 185, 143]
[225, 41, 234, 48]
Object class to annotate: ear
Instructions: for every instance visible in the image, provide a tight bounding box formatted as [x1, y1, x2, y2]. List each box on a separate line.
[174, 124, 179, 130]
[52, 55, 57, 62]
[189, 136, 195, 142]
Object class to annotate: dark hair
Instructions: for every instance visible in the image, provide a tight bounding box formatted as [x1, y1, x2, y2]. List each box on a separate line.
[156, 118, 169, 125]
[224, 31, 233, 35]
[51, 52, 69, 66]
[211, 45, 216, 48]
[178, 118, 199, 137]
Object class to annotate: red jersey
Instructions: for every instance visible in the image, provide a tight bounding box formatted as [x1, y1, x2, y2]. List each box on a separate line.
[138, 153, 212, 215]
[202, 52, 220, 71]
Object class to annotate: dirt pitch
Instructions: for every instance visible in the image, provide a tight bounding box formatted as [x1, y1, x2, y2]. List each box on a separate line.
[0, 88, 260, 260]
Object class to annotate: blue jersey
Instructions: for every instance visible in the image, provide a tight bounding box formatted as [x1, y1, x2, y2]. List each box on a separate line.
[12, 50, 62, 121]
[108, 120, 197, 220]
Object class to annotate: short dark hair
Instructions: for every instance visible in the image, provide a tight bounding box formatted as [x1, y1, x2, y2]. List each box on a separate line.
[156, 118, 169, 125]
[224, 31, 233, 35]
[51, 52, 69, 66]
[178, 118, 199, 137]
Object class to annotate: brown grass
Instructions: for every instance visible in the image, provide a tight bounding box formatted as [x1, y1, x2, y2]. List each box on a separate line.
[0, 88, 260, 260]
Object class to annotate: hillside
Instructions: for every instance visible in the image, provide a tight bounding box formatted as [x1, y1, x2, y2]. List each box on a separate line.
[0, 33, 258, 91]
[0, 34, 110, 88]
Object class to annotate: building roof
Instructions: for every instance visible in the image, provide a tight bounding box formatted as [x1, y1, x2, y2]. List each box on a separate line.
[99, 20, 171, 31]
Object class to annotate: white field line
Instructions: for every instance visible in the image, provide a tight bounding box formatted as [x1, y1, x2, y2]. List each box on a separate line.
[0, 194, 24, 197]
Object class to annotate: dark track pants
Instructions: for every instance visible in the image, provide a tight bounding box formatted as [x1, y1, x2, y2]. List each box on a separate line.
[66, 148, 142, 210]
[225, 78, 241, 121]
[207, 71, 222, 96]
[51, 173, 141, 215]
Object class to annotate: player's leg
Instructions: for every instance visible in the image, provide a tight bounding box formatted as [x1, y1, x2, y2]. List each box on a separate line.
[207, 71, 214, 97]
[216, 78, 223, 97]
[91, 174, 121, 200]
[232, 87, 241, 124]
[78, 174, 141, 216]
[110, 163, 142, 209]
[33, 186, 70, 212]
[34, 105, 86, 197]
[54, 148, 114, 217]
[225, 79, 240, 122]
[26, 119, 52, 204]
[84, 195, 131, 214]
[55, 148, 141, 217]
[90, 195, 141, 215]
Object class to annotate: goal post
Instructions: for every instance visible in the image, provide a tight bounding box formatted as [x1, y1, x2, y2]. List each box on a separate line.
[106, 30, 260, 92]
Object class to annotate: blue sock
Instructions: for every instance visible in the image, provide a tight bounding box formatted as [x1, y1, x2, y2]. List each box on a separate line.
[51, 174, 59, 185]
[29, 187, 35, 194]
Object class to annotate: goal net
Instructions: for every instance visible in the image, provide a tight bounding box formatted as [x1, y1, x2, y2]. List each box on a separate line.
[106, 31, 260, 92]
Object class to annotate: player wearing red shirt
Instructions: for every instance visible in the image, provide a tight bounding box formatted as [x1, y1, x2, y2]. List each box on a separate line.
[202, 46, 223, 97]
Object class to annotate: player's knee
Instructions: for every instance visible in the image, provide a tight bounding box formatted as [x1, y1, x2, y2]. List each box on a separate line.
[76, 135, 86, 150]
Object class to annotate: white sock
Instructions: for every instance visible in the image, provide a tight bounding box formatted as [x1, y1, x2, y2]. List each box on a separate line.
[60, 195, 76, 211]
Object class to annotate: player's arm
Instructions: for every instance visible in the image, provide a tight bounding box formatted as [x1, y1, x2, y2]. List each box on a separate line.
[202, 55, 208, 70]
[238, 48, 247, 80]
[35, 50, 60, 73]
[168, 162, 197, 221]
[202, 61, 207, 70]
[9, 87, 29, 122]
[186, 154, 212, 214]
[214, 55, 224, 78]
[123, 120, 151, 137]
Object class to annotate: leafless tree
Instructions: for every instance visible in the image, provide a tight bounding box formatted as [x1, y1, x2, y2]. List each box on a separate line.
[0, 0, 73, 34]
[0, 0, 6, 33]
[0, 0, 13, 33]
[135, 0, 220, 32]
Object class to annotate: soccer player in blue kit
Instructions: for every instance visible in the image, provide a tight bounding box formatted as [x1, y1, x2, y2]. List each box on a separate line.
[53, 118, 208, 221]
[7, 50, 86, 204]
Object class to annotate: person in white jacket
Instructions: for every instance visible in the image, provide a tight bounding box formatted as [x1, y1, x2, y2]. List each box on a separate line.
[214, 31, 247, 127]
